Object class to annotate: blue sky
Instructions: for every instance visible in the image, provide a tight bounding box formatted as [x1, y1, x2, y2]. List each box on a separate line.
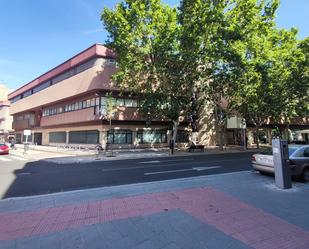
[0, 0, 308, 91]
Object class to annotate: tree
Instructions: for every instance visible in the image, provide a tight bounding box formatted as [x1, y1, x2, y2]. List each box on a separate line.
[226, 0, 298, 148]
[179, 0, 250, 149]
[101, 0, 195, 144]
[285, 37, 309, 122]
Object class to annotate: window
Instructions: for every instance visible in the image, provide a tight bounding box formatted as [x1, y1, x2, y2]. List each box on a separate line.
[49, 132, 66, 143]
[86, 99, 91, 108]
[78, 101, 83, 109]
[136, 130, 167, 144]
[69, 130, 99, 144]
[116, 98, 125, 106]
[33, 81, 51, 93]
[107, 130, 132, 144]
[125, 99, 133, 107]
[75, 58, 97, 74]
[101, 97, 106, 106]
[52, 69, 74, 84]
[105, 58, 117, 66]
[22, 90, 32, 98]
[15, 133, 22, 144]
[95, 97, 100, 106]
[10, 95, 21, 104]
[90, 98, 95, 107]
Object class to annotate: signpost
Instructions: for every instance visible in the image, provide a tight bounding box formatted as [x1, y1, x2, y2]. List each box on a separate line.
[240, 119, 247, 150]
[272, 139, 292, 189]
[23, 130, 31, 154]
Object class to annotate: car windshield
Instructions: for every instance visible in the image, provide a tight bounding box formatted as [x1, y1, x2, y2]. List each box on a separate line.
[0, 144, 6, 146]
[260, 147, 298, 156]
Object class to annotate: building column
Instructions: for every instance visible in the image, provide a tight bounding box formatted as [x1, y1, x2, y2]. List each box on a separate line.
[132, 130, 137, 147]
[100, 130, 107, 147]
[66, 131, 69, 144]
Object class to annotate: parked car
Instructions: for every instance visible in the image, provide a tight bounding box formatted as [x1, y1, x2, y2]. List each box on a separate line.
[251, 145, 309, 182]
[0, 143, 9, 155]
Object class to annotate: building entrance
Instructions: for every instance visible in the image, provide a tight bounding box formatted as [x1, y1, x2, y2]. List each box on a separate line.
[34, 133, 42, 145]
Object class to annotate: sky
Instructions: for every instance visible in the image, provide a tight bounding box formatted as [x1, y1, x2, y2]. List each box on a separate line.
[0, 0, 308, 91]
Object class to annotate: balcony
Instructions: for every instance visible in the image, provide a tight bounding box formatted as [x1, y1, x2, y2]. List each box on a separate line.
[41, 108, 97, 127]
[12, 119, 33, 130]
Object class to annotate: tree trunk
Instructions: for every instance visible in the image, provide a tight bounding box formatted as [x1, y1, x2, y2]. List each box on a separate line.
[255, 125, 260, 149]
[170, 120, 179, 155]
[172, 120, 179, 143]
[219, 125, 224, 151]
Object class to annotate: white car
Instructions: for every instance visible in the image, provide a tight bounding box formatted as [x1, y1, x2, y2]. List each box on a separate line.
[251, 145, 309, 182]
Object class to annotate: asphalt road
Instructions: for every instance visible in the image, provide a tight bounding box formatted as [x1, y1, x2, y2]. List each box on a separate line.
[0, 152, 254, 199]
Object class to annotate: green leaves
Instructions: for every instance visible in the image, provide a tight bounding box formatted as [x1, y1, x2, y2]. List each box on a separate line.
[102, 0, 193, 123]
[102, 0, 308, 131]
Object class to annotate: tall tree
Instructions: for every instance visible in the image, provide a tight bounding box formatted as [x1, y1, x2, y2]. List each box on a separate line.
[179, 0, 248, 149]
[227, 0, 296, 148]
[101, 0, 195, 143]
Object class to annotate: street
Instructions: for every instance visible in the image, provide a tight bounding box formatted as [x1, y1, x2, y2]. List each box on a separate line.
[0, 152, 253, 199]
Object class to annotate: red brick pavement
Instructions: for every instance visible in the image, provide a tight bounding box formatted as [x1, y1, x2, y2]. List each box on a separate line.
[0, 187, 308, 249]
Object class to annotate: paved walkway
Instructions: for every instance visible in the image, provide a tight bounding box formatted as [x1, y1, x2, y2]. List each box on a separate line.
[10, 144, 260, 163]
[0, 171, 308, 249]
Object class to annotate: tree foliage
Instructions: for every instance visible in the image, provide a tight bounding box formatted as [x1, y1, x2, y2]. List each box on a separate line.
[102, 0, 309, 147]
[102, 0, 194, 128]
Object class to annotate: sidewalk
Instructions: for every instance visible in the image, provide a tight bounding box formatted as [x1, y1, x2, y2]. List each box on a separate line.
[0, 171, 308, 249]
[10, 144, 260, 163]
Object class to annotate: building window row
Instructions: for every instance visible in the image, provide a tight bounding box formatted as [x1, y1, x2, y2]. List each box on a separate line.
[10, 58, 116, 104]
[68, 130, 99, 144]
[13, 113, 35, 122]
[43, 96, 140, 117]
[48, 130, 169, 145]
[107, 130, 132, 144]
[42, 97, 99, 117]
[16, 129, 189, 145]
[137, 130, 167, 144]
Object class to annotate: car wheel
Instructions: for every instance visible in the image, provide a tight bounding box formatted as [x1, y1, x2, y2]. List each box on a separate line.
[259, 171, 269, 176]
[303, 168, 309, 183]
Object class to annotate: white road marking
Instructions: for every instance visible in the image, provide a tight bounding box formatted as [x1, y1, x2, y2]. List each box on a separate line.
[192, 166, 221, 171]
[138, 160, 161, 164]
[144, 169, 193, 175]
[17, 172, 31, 176]
[0, 157, 10, 162]
[144, 166, 221, 175]
[137, 158, 193, 164]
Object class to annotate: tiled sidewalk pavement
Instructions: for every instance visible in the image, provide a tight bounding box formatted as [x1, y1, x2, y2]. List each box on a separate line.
[0, 172, 309, 249]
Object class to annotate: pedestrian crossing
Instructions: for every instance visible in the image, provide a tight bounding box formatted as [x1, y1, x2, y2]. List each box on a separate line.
[0, 155, 28, 162]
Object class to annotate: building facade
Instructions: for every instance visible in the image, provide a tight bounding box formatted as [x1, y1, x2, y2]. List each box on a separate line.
[0, 84, 14, 142]
[8, 44, 189, 148]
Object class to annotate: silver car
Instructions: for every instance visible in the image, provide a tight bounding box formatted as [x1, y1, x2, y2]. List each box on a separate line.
[251, 145, 309, 182]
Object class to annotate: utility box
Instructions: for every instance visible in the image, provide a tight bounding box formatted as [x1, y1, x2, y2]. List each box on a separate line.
[272, 139, 292, 189]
